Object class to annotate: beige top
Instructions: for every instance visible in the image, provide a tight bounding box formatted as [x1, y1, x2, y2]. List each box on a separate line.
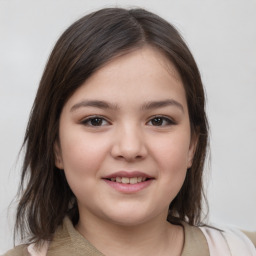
[243, 231, 256, 247]
[3, 217, 209, 256]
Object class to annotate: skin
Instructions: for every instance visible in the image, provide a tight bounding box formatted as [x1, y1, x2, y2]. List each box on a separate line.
[55, 46, 197, 256]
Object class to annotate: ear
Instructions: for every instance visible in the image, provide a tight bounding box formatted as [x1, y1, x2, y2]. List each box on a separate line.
[187, 133, 198, 169]
[54, 141, 64, 169]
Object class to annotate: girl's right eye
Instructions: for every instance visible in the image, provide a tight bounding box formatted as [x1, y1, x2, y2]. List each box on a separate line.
[81, 117, 109, 127]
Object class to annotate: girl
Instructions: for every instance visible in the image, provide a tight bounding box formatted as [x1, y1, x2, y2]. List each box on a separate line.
[4, 7, 255, 256]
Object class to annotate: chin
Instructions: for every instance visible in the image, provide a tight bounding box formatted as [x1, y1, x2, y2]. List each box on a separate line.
[108, 216, 150, 227]
[99, 207, 158, 227]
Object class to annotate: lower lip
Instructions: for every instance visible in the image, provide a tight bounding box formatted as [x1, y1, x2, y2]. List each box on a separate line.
[103, 179, 153, 193]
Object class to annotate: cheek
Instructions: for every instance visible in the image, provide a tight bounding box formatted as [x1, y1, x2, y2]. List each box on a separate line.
[150, 132, 191, 171]
[59, 131, 110, 181]
[59, 134, 110, 202]
[149, 132, 191, 196]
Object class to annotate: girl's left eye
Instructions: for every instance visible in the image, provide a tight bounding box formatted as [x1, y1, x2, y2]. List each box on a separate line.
[147, 116, 175, 126]
[81, 117, 109, 126]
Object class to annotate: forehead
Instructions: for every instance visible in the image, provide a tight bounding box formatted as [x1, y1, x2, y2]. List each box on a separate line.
[94, 46, 182, 84]
[63, 46, 186, 110]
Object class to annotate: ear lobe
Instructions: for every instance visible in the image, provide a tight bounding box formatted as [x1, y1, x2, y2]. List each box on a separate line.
[187, 134, 198, 169]
[54, 141, 64, 169]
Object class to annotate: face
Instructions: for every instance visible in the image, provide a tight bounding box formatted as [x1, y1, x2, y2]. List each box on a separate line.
[55, 47, 196, 227]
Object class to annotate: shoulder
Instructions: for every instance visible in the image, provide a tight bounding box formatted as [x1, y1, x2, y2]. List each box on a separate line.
[181, 222, 256, 256]
[199, 225, 256, 256]
[243, 230, 256, 247]
[181, 221, 209, 256]
[2, 245, 29, 256]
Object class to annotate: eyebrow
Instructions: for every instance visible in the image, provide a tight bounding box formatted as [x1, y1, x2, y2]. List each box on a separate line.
[70, 99, 184, 113]
[70, 100, 118, 112]
[141, 99, 184, 113]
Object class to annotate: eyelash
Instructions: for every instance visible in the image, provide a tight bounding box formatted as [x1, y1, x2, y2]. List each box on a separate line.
[80, 116, 110, 127]
[146, 116, 176, 126]
[80, 115, 176, 127]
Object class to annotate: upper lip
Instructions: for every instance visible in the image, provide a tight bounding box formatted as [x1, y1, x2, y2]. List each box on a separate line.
[102, 171, 154, 179]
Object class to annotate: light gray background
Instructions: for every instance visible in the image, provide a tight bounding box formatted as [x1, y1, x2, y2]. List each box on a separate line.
[1, 0, 255, 252]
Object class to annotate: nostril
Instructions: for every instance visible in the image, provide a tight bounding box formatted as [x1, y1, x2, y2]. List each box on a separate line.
[110, 136, 148, 161]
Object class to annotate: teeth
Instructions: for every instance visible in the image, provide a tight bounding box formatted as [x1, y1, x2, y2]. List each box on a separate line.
[116, 177, 122, 182]
[130, 177, 137, 184]
[110, 177, 148, 184]
[121, 177, 129, 184]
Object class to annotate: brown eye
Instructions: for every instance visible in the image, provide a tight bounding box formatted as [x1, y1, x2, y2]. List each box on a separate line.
[90, 118, 104, 126]
[147, 116, 175, 126]
[151, 117, 164, 126]
[81, 116, 109, 126]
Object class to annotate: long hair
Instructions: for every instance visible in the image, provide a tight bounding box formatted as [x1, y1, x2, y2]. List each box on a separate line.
[15, 7, 208, 243]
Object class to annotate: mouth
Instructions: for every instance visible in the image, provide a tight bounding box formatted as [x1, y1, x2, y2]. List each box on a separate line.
[102, 171, 154, 192]
[104, 176, 152, 184]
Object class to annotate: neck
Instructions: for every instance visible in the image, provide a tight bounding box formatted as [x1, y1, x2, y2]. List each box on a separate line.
[76, 211, 184, 256]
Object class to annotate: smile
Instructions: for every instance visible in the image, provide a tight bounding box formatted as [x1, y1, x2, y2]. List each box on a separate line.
[107, 177, 148, 184]
[102, 171, 154, 193]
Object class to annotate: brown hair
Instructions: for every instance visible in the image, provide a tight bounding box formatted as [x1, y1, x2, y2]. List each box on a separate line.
[15, 7, 208, 243]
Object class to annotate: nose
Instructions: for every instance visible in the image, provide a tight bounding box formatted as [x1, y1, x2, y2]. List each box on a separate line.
[111, 124, 147, 161]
